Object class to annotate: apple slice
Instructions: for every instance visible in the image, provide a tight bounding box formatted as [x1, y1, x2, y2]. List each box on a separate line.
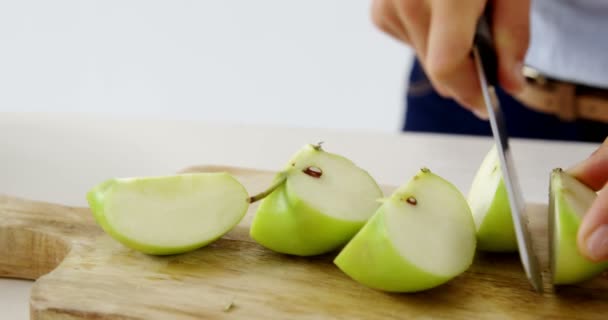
[87, 172, 249, 255]
[249, 143, 383, 256]
[467, 145, 517, 252]
[334, 168, 476, 292]
[549, 168, 608, 285]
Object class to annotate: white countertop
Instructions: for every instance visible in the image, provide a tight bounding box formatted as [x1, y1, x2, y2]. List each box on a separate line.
[0, 113, 599, 319]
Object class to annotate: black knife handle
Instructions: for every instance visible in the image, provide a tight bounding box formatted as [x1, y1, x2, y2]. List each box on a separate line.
[474, 4, 498, 86]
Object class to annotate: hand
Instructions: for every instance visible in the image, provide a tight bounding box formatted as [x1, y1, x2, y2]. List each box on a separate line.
[569, 138, 608, 262]
[371, 0, 530, 118]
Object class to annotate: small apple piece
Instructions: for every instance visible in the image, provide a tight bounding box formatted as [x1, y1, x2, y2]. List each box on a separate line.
[468, 145, 517, 252]
[550, 168, 608, 285]
[87, 172, 249, 255]
[334, 168, 476, 292]
[249, 143, 383, 256]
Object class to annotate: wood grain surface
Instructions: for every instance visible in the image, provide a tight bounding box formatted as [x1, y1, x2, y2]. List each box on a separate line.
[1, 166, 607, 319]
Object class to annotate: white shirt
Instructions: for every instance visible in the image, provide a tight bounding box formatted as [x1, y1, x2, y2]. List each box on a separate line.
[526, 0, 608, 89]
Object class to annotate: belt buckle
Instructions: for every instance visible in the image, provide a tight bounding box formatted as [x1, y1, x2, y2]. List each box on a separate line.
[522, 66, 548, 86]
[522, 66, 577, 122]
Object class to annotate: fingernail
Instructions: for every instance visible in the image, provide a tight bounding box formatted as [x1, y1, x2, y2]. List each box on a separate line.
[586, 225, 608, 261]
[472, 96, 488, 120]
[435, 85, 450, 98]
[512, 61, 525, 91]
[590, 148, 600, 158]
[473, 108, 489, 120]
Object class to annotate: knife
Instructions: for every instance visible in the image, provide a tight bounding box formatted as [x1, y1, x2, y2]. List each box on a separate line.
[472, 8, 544, 293]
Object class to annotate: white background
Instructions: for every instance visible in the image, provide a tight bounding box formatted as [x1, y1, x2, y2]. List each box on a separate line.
[0, 0, 414, 132]
[0, 2, 414, 318]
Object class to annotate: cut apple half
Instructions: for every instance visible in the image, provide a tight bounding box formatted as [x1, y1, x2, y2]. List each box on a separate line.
[87, 172, 249, 255]
[468, 145, 517, 252]
[249, 143, 383, 256]
[334, 168, 476, 292]
[285, 145, 382, 222]
[549, 168, 608, 285]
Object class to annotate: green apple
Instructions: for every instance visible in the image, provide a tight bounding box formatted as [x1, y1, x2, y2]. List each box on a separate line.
[467, 145, 517, 252]
[87, 172, 249, 255]
[549, 168, 608, 285]
[334, 168, 476, 292]
[248, 143, 383, 256]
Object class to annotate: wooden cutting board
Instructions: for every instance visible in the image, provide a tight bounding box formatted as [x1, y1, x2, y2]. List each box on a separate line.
[1, 166, 607, 319]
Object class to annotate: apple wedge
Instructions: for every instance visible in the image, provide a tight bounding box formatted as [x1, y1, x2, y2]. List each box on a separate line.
[334, 168, 476, 292]
[87, 172, 249, 255]
[549, 168, 608, 285]
[468, 145, 517, 252]
[249, 143, 383, 256]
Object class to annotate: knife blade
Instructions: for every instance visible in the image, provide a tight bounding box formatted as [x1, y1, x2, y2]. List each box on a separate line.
[473, 9, 544, 293]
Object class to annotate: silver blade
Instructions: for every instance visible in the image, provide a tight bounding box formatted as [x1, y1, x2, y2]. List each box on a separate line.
[473, 47, 544, 293]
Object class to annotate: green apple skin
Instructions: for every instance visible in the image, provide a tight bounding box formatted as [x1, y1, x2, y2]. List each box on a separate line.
[550, 169, 608, 285]
[250, 181, 364, 256]
[468, 145, 517, 252]
[334, 168, 476, 292]
[249, 144, 383, 256]
[475, 181, 517, 251]
[333, 206, 450, 292]
[87, 172, 249, 255]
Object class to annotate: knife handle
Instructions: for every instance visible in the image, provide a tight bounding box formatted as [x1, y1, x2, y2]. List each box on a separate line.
[474, 4, 498, 86]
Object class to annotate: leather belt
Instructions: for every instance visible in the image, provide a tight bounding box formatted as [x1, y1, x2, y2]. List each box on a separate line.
[514, 66, 608, 123]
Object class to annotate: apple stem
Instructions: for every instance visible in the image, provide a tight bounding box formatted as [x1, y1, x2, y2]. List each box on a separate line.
[311, 142, 324, 151]
[248, 173, 287, 203]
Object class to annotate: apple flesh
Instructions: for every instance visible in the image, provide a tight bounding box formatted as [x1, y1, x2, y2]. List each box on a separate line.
[334, 168, 476, 292]
[87, 172, 249, 255]
[467, 145, 517, 252]
[249, 143, 383, 256]
[550, 168, 608, 285]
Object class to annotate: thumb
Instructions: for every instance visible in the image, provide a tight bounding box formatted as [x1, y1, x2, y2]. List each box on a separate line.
[567, 138, 608, 191]
[576, 183, 608, 262]
[568, 138, 608, 262]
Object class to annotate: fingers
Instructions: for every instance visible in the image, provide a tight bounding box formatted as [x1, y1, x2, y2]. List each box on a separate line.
[371, 0, 410, 43]
[392, 0, 430, 59]
[492, 0, 530, 94]
[369, 0, 532, 120]
[568, 138, 608, 262]
[372, 1, 450, 97]
[391, 1, 452, 96]
[567, 138, 608, 191]
[577, 183, 608, 262]
[424, 0, 486, 113]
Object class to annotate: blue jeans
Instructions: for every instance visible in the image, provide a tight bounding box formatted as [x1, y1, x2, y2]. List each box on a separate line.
[403, 58, 607, 143]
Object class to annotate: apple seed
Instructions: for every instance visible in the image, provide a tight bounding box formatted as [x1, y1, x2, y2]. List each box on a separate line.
[303, 166, 323, 178]
[406, 196, 417, 206]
